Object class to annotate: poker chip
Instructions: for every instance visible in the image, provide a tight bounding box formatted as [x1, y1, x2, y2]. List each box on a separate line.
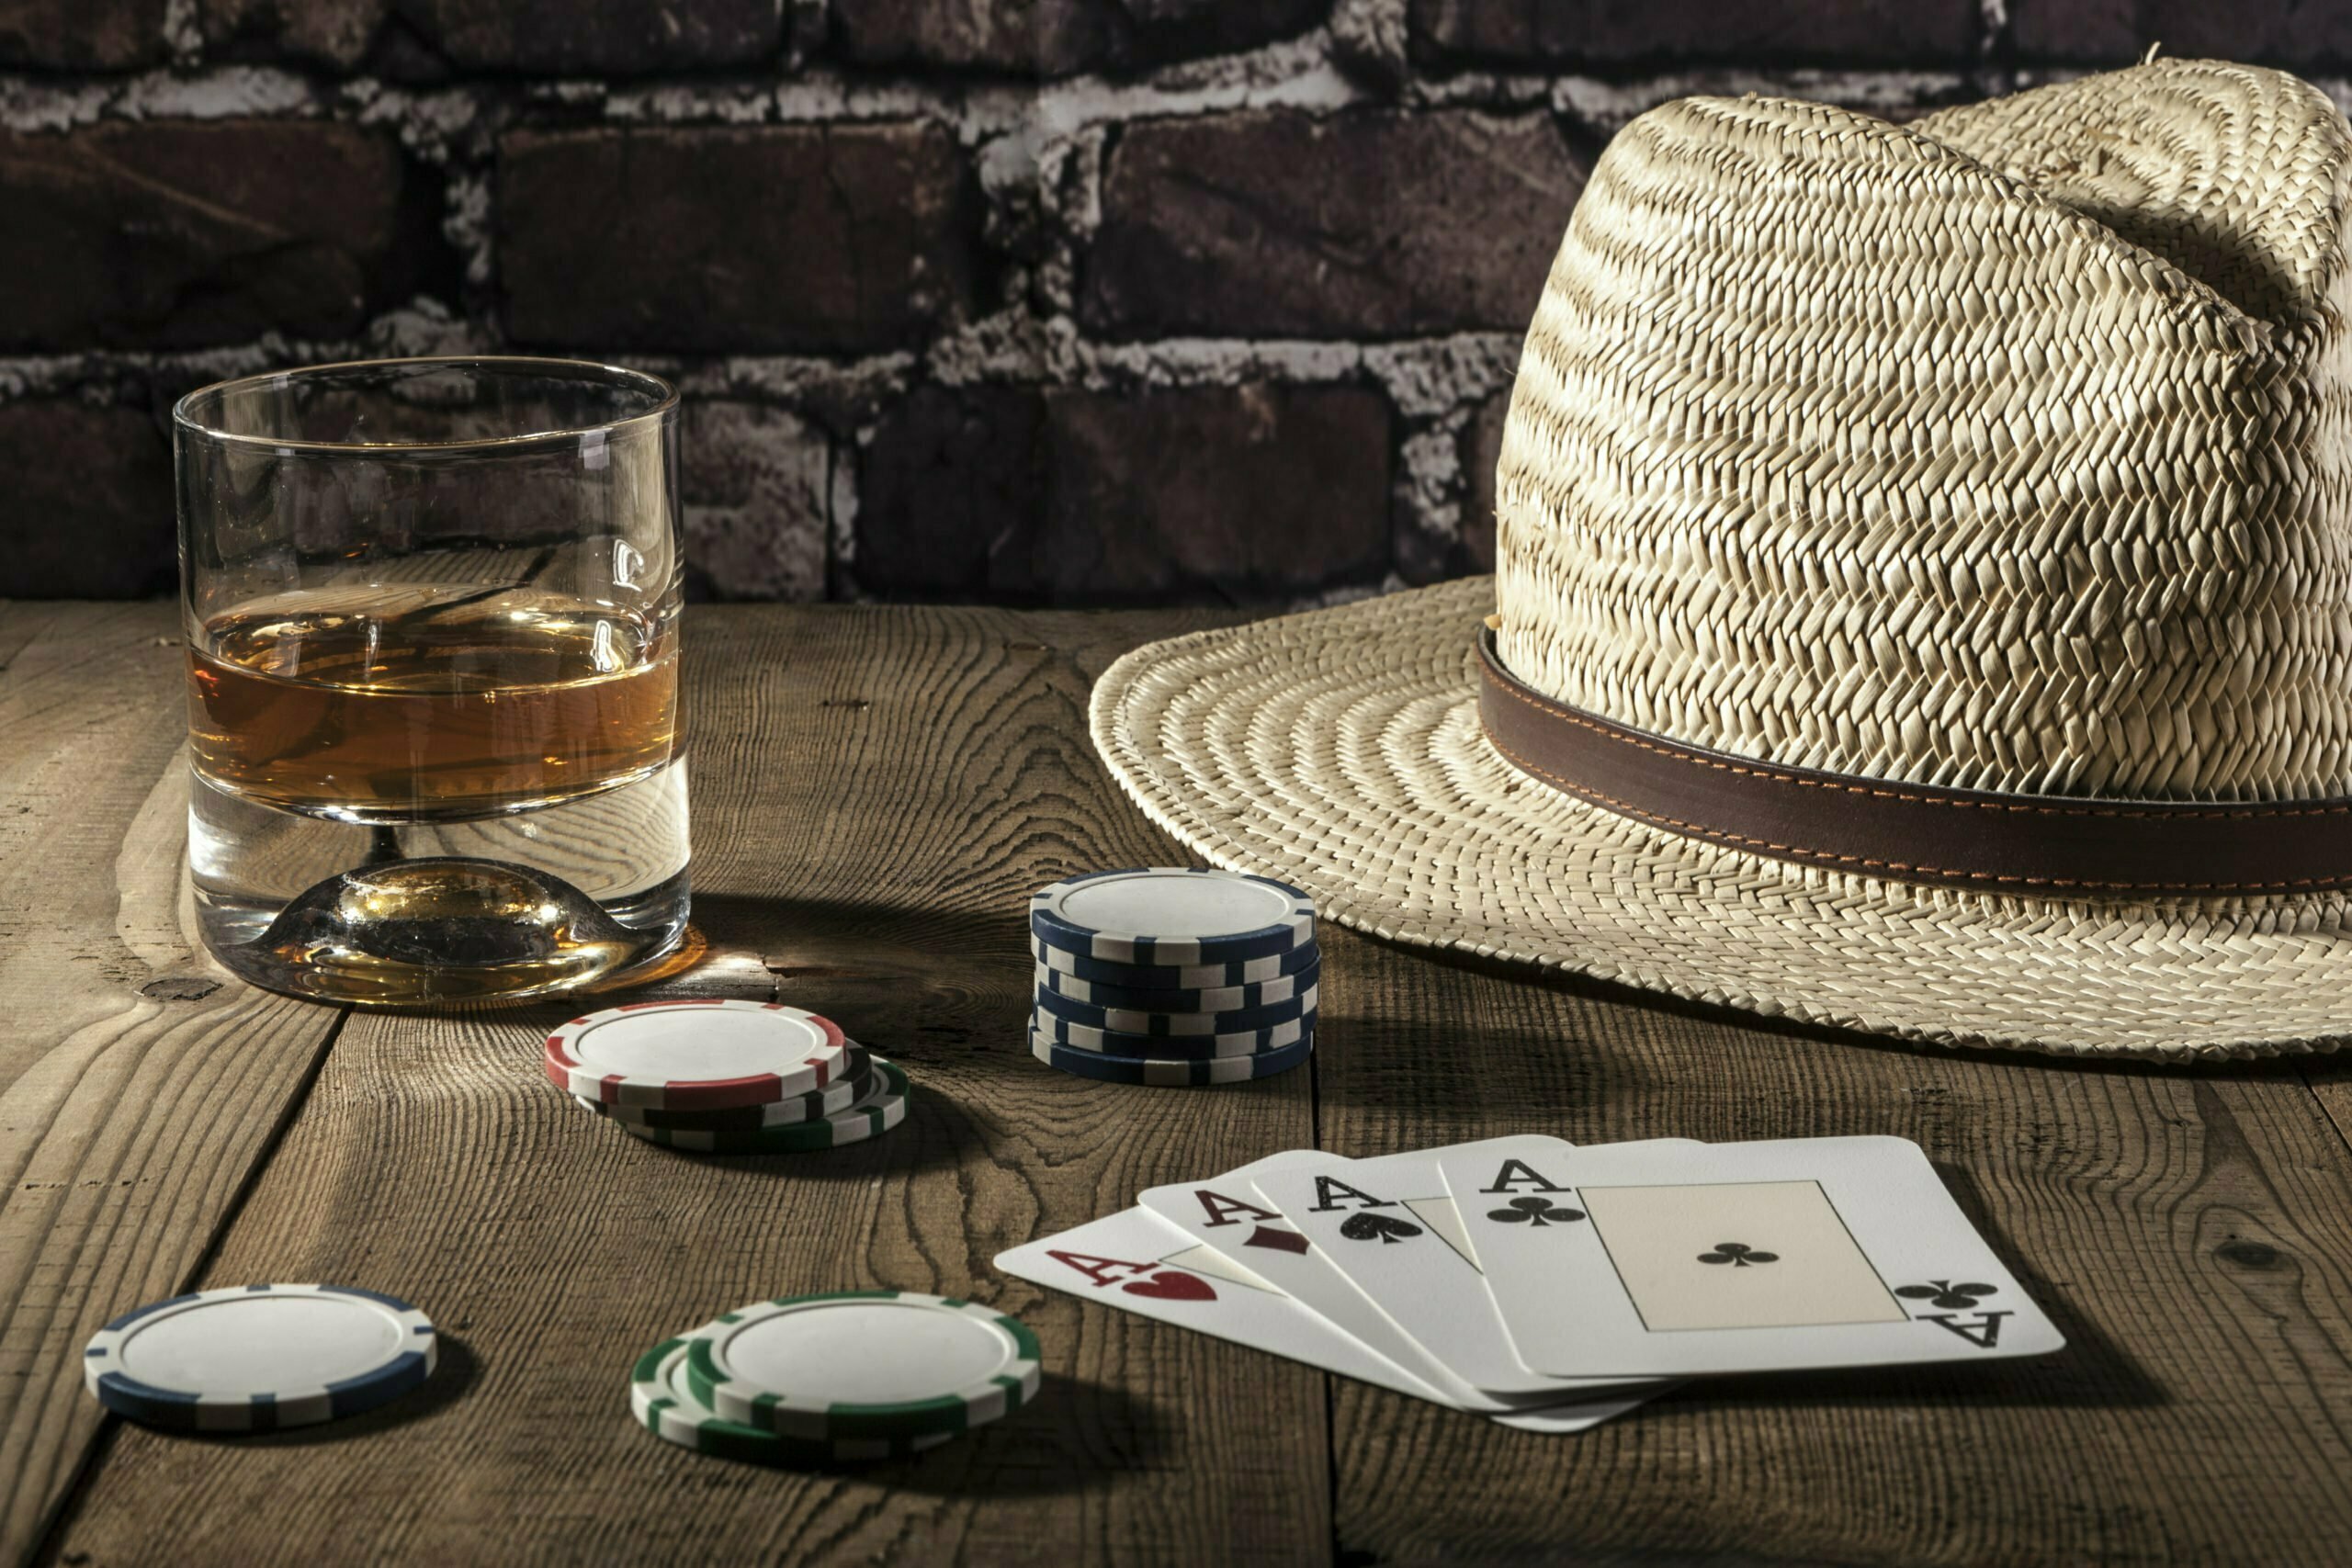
[582, 1048, 874, 1129]
[1033, 979, 1318, 1038]
[1032, 1007, 1314, 1059]
[630, 1337, 954, 1465]
[1035, 957, 1319, 1014]
[684, 1291, 1041, 1441]
[1029, 1029, 1315, 1085]
[545, 998, 854, 1111]
[599, 1059, 910, 1154]
[1025, 869, 1320, 1085]
[83, 1283, 435, 1432]
[1029, 936, 1320, 991]
[1030, 868, 1315, 966]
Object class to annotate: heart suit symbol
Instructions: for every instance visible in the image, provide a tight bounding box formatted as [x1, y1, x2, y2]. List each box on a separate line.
[1123, 1269, 1216, 1302]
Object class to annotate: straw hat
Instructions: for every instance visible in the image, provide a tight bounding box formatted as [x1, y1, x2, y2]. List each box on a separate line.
[1090, 60, 2352, 1060]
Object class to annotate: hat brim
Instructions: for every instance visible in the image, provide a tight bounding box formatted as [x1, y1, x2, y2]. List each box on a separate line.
[1089, 577, 2352, 1060]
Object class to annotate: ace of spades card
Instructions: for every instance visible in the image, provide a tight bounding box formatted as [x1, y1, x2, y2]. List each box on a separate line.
[1252, 1144, 1691, 1396]
[1139, 1147, 1668, 1419]
[1435, 1134, 2064, 1378]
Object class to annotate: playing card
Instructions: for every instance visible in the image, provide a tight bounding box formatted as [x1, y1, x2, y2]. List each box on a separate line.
[1140, 1149, 1671, 1419]
[994, 1205, 1652, 1433]
[1435, 1134, 2065, 1377]
[1252, 1142, 1693, 1397]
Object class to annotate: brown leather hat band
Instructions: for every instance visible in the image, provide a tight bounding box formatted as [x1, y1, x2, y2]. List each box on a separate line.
[1476, 626, 2352, 897]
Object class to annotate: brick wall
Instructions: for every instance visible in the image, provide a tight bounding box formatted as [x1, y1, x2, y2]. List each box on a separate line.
[0, 1, 2341, 603]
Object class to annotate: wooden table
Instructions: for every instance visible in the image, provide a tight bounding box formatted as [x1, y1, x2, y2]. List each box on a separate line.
[6, 600, 2352, 1567]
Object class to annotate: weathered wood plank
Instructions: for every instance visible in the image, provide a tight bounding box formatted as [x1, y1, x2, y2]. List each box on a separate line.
[26, 598, 2352, 1567]
[1317, 956, 2352, 1566]
[44, 604, 1329, 1565]
[0, 602, 349, 1564]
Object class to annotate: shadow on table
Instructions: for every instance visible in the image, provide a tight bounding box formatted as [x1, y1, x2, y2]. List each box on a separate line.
[152, 1333, 484, 1449]
[1625, 1160, 2160, 1417]
[902, 1372, 1177, 1495]
[685, 1373, 1174, 1495]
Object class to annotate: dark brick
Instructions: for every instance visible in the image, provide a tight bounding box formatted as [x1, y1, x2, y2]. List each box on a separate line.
[403, 0, 783, 73]
[834, 0, 1326, 78]
[2007, 0, 2135, 61]
[500, 125, 978, 355]
[0, 402, 175, 599]
[682, 401, 830, 601]
[1461, 389, 1509, 572]
[0, 122, 435, 352]
[1081, 110, 1581, 341]
[1408, 0, 1979, 67]
[2011, 2, 2352, 68]
[200, 0, 387, 69]
[854, 387, 1046, 599]
[857, 383, 1391, 604]
[0, 0, 167, 68]
[204, 0, 786, 73]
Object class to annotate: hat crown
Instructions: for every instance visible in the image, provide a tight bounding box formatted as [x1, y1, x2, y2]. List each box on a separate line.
[1492, 61, 2352, 802]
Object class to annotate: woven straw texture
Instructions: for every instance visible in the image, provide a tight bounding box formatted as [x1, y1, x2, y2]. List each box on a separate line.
[1090, 62, 2352, 1059]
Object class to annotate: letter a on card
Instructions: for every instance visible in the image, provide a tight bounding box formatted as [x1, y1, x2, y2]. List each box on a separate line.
[1306, 1176, 1395, 1212]
[1480, 1157, 1571, 1193]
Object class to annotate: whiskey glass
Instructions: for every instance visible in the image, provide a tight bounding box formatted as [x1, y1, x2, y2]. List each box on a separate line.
[175, 357, 689, 1004]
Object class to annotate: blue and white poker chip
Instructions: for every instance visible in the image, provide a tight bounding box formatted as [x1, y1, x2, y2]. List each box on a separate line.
[1034, 979, 1318, 1038]
[1029, 868, 1315, 966]
[83, 1283, 436, 1432]
[1030, 936, 1320, 991]
[1029, 1028, 1315, 1085]
[1034, 956, 1319, 1015]
[1033, 1007, 1314, 1059]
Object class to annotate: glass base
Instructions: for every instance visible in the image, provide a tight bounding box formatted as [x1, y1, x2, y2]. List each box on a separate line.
[191, 760, 691, 1007]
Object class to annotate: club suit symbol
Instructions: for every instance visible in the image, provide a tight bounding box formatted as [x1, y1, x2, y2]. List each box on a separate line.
[1487, 1196, 1584, 1228]
[1895, 1280, 1996, 1311]
[1696, 1242, 1778, 1268]
[1339, 1213, 1423, 1245]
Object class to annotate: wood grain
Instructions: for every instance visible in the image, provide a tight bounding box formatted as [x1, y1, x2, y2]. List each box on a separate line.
[44, 605, 1331, 1566]
[0, 602, 347, 1564]
[1315, 956, 2352, 1566]
[18, 600, 2352, 1566]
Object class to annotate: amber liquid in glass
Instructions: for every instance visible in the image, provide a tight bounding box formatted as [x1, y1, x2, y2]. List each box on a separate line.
[187, 589, 680, 823]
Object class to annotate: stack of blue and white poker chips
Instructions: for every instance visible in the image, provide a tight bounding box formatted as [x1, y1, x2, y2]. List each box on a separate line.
[1028, 867, 1319, 1086]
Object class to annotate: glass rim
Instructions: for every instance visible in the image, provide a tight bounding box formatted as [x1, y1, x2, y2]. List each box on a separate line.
[172, 355, 681, 457]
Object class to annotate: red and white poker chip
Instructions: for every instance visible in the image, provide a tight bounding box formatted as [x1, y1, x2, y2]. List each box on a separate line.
[544, 999, 853, 1111]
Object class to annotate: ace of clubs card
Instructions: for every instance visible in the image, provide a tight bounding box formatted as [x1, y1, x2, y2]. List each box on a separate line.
[1436, 1134, 2065, 1378]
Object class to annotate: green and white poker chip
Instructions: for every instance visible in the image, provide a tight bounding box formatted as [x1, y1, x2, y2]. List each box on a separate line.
[600, 1058, 910, 1154]
[629, 1336, 954, 1465]
[684, 1290, 1042, 1442]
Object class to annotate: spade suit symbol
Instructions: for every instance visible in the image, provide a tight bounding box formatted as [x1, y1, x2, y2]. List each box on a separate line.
[1339, 1213, 1424, 1246]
